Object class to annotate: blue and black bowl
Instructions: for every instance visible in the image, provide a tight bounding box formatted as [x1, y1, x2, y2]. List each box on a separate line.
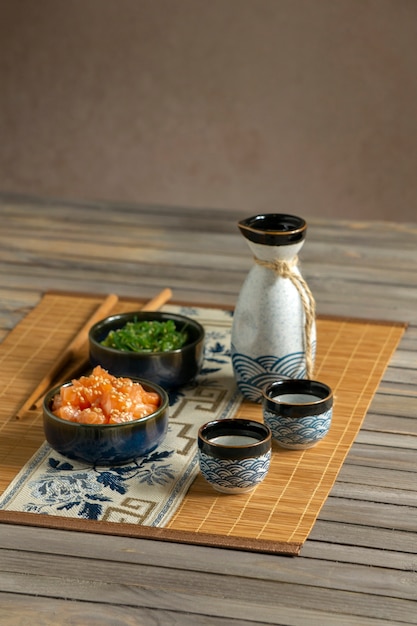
[43, 378, 169, 465]
[88, 311, 205, 389]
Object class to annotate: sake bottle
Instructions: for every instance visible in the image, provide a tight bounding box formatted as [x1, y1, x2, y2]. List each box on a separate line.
[231, 214, 316, 402]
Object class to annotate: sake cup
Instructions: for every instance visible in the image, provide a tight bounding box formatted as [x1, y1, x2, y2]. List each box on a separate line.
[197, 419, 272, 494]
[262, 379, 333, 450]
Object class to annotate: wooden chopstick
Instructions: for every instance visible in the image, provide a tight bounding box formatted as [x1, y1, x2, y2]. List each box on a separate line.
[16, 293, 119, 419]
[137, 288, 172, 313]
[17, 288, 172, 418]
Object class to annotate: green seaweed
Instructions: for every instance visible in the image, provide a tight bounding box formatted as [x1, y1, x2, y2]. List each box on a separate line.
[101, 318, 188, 353]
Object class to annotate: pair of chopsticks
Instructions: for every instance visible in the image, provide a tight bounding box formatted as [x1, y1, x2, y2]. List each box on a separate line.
[16, 288, 172, 419]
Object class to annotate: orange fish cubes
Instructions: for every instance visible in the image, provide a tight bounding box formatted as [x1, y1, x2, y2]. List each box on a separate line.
[51, 365, 160, 425]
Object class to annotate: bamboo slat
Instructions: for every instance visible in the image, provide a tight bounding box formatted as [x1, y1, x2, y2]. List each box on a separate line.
[0, 292, 406, 555]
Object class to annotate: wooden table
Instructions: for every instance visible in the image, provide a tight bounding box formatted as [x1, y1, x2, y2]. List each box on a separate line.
[0, 193, 416, 625]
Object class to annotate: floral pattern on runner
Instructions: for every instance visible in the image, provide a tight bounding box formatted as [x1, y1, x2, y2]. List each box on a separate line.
[24, 450, 175, 520]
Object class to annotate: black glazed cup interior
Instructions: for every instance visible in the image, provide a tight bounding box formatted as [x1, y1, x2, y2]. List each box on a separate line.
[198, 419, 272, 460]
[262, 379, 333, 418]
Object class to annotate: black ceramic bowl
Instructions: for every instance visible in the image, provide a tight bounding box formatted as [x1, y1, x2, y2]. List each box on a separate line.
[88, 311, 205, 388]
[43, 378, 169, 465]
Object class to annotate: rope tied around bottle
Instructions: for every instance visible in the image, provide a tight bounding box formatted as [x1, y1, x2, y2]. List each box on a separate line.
[254, 255, 316, 378]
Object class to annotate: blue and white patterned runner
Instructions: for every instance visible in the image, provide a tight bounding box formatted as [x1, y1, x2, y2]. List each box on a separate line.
[0, 305, 242, 526]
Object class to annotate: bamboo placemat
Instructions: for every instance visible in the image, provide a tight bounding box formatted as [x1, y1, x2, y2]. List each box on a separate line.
[0, 293, 406, 555]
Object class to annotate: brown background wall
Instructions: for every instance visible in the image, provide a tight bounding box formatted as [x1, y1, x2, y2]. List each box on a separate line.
[1, 0, 416, 221]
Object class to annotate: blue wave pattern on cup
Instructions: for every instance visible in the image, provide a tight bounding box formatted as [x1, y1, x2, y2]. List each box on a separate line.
[264, 407, 332, 450]
[199, 450, 271, 494]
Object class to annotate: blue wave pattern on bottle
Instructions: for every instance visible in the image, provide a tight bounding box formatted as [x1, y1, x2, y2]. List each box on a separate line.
[231, 347, 311, 402]
[199, 450, 271, 493]
[264, 408, 333, 449]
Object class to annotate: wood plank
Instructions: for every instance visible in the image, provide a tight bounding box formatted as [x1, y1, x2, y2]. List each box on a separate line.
[309, 520, 416, 554]
[355, 431, 417, 448]
[364, 413, 417, 435]
[1, 522, 416, 610]
[336, 464, 417, 491]
[0, 595, 251, 626]
[301, 541, 417, 571]
[368, 395, 417, 419]
[329, 482, 417, 506]
[346, 443, 417, 471]
[0, 591, 410, 626]
[1, 552, 417, 624]
[2, 556, 417, 624]
[319, 497, 417, 531]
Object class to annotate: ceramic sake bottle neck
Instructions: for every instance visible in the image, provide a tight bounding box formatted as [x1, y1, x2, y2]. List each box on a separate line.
[245, 239, 305, 263]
